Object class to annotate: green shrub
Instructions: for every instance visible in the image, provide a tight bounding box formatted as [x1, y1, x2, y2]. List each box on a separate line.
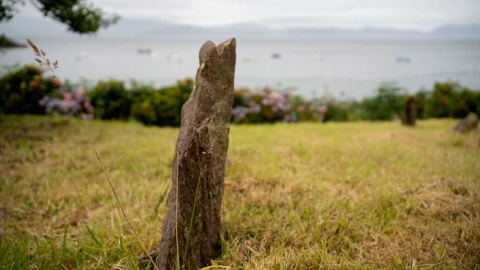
[89, 80, 132, 120]
[415, 90, 429, 119]
[322, 99, 358, 122]
[359, 83, 406, 121]
[424, 82, 459, 118]
[0, 65, 60, 114]
[423, 82, 480, 119]
[129, 82, 157, 125]
[131, 79, 194, 126]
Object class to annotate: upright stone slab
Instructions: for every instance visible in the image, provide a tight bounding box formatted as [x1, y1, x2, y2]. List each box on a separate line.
[156, 38, 236, 270]
[401, 96, 416, 126]
[454, 112, 478, 133]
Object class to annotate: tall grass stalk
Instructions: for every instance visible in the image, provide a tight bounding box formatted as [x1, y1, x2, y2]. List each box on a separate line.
[183, 157, 205, 268]
[175, 145, 180, 270]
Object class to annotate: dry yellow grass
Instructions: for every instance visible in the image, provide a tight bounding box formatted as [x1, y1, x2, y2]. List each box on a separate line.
[0, 115, 479, 269]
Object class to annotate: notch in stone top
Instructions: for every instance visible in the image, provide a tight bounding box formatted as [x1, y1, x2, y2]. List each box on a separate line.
[189, 38, 236, 124]
[198, 38, 236, 63]
[216, 38, 236, 53]
[198, 41, 216, 63]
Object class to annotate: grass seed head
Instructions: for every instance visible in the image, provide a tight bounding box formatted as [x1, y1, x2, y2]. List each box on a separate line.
[26, 38, 40, 56]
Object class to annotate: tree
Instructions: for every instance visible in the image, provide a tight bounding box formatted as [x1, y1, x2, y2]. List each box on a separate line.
[0, 0, 120, 34]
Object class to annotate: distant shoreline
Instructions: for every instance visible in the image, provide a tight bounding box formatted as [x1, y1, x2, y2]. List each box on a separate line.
[0, 35, 26, 49]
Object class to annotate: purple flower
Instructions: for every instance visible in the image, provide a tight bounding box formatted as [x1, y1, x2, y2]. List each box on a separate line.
[39, 85, 94, 119]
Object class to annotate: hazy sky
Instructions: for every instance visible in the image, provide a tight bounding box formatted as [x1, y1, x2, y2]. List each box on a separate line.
[12, 0, 480, 31]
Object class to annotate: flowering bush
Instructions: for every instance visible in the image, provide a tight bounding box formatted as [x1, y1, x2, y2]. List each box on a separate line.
[286, 93, 330, 122]
[0, 65, 60, 114]
[232, 87, 328, 123]
[39, 86, 94, 120]
[232, 87, 293, 123]
[3, 65, 478, 126]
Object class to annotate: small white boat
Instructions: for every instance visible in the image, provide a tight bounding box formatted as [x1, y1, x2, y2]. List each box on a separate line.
[313, 54, 325, 61]
[242, 55, 256, 62]
[76, 51, 89, 60]
[166, 52, 176, 61]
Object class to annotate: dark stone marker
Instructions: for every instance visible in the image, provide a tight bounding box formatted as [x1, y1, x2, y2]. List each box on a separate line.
[454, 112, 479, 134]
[401, 96, 416, 126]
[156, 38, 236, 270]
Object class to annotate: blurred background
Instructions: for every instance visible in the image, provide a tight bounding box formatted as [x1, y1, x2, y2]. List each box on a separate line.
[1, 0, 480, 124]
[2, 3, 480, 269]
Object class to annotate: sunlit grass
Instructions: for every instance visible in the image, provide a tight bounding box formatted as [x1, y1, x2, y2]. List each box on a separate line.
[0, 115, 479, 269]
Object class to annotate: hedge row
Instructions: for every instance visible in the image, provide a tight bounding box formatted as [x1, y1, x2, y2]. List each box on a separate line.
[1, 65, 479, 126]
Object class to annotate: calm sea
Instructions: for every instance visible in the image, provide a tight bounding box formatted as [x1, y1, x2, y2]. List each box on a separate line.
[1, 37, 480, 99]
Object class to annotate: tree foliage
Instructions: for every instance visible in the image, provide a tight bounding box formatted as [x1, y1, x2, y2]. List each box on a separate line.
[0, 0, 119, 34]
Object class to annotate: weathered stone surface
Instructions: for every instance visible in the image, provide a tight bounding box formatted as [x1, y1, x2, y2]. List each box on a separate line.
[156, 38, 236, 270]
[401, 96, 416, 126]
[453, 112, 478, 133]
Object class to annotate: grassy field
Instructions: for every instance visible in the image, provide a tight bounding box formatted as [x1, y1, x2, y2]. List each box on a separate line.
[0, 115, 479, 269]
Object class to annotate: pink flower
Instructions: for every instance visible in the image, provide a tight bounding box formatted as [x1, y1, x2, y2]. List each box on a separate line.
[29, 80, 40, 87]
[62, 92, 73, 101]
[75, 86, 86, 96]
[179, 79, 188, 87]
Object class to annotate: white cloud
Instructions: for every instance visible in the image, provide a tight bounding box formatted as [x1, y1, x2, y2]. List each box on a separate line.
[8, 0, 480, 31]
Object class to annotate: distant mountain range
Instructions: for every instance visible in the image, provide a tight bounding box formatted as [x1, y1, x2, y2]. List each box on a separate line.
[99, 19, 480, 39]
[3, 16, 480, 39]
